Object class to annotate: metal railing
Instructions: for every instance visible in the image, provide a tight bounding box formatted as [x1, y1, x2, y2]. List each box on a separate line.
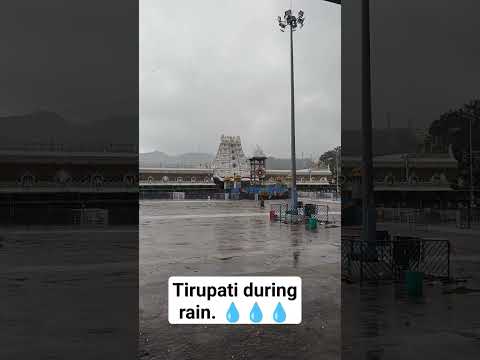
[140, 191, 226, 200]
[270, 203, 330, 224]
[377, 207, 480, 229]
[457, 208, 480, 227]
[0, 143, 138, 153]
[298, 191, 339, 201]
[342, 238, 450, 282]
[72, 208, 109, 225]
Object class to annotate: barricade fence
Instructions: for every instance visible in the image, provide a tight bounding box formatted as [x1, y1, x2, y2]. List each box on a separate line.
[377, 207, 480, 229]
[71, 208, 109, 225]
[342, 239, 450, 282]
[298, 191, 339, 201]
[457, 208, 480, 227]
[140, 191, 226, 200]
[270, 203, 330, 224]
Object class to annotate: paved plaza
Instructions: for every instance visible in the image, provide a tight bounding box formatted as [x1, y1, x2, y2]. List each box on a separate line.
[140, 199, 341, 359]
[0, 226, 138, 359]
[343, 221, 480, 360]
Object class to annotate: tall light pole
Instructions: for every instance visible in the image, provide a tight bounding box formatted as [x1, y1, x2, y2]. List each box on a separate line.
[360, 0, 376, 242]
[468, 114, 473, 227]
[336, 148, 340, 199]
[277, 0, 376, 239]
[464, 110, 476, 227]
[278, 9, 305, 209]
[277, 1, 341, 210]
[468, 112, 473, 228]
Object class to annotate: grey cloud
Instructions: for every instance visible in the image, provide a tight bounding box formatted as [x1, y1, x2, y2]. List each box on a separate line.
[140, 0, 340, 157]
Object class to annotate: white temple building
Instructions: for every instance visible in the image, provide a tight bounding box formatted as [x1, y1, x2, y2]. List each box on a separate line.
[139, 135, 333, 190]
[212, 135, 250, 180]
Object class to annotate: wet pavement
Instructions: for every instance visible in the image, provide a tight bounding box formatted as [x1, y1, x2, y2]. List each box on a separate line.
[140, 200, 341, 359]
[342, 222, 480, 359]
[343, 282, 480, 359]
[0, 226, 138, 359]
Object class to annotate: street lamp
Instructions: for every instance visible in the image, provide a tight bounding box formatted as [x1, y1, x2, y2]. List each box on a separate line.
[359, 0, 376, 242]
[278, 9, 306, 210]
[277, 1, 376, 240]
[463, 110, 477, 227]
[277, 1, 341, 210]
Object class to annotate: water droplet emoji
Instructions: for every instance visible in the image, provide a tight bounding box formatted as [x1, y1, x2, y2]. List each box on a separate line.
[273, 302, 286, 323]
[226, 302, 239, 323]
[249, 302, 263, 323]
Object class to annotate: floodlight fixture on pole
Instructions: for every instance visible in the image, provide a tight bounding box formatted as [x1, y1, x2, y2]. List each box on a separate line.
[278, 9, 305, 210]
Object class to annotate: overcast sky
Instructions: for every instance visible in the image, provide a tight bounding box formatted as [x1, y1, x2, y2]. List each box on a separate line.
[0, 0, 137, 124]
[140, 0, 340, 158]
[342, 0, 480, 131]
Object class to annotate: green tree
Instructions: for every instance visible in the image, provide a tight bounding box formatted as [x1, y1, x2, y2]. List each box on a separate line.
[319, 146, 341, 177]
[429, 99, 480, 187]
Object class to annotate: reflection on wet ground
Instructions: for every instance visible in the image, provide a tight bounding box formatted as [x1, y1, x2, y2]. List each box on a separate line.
[140, 200, 341, 359]
[343, 223, 480, 360]
[0, 226, 138, 359]
[343, 281, 480, 360]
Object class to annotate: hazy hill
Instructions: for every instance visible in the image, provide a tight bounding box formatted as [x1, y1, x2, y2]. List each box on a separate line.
[139, 151, 314, 169]
[0, 110, 137, 151]
[266, 157, 314, 170]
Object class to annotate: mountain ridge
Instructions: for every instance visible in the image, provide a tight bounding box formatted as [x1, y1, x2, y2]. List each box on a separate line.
[139, 150, 314, 169]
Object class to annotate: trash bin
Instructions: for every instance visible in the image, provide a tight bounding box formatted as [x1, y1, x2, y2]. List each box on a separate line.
[307, 216, 317, 230]
[406, 271, 424, 296]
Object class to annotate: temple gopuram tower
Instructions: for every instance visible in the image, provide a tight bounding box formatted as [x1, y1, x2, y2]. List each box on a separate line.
[212, 135, 250, 182]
